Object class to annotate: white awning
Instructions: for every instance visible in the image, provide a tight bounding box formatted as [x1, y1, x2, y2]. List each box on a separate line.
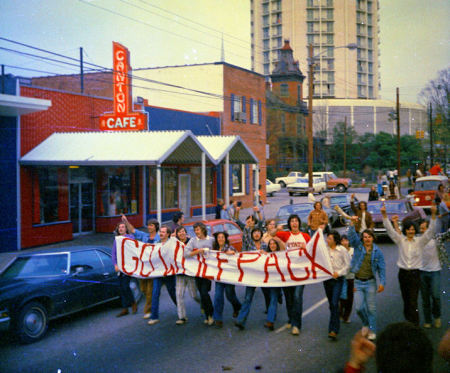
[20, 130, 215, 166]
[0, 93, 51, 116]
[197, 135, 258, 164]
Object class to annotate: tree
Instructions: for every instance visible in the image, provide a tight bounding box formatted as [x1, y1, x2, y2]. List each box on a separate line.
[419, 67, 450, 168]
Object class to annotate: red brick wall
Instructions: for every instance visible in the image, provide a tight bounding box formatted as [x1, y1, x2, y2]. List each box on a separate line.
[222, 65, 267, 207]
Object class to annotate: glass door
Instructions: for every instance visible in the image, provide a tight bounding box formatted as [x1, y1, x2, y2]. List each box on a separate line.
[178, 174, 190, 218]
[70, 182, 94, 234]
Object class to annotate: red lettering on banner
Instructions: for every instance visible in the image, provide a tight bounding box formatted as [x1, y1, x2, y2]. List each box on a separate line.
[173, 241, 180, 273]
[200, 255, 214, 280]
[263, 253, 286, 283]
[158, 246, 176, 276]
[302, 234, 331, 279]
[121, 238, 139, 275]
[139, 243, 155, 277]
[237, 252, 261, 282]
[285, 250, 310, 281]
[216, 253, 228, 281]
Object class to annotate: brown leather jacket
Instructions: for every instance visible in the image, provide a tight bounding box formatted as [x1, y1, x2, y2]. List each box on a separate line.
[350, 201, 374, 232]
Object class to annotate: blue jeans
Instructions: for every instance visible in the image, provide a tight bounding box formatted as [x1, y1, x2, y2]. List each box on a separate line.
[420, 270, 441, 324]
[150, 276, 177, 320]
[354, 278, 377, 333]
[291, 285, 304, 329]
[267, 288, 281, 323]
[213, 282, 241, 321]
[236, 286, 256, 325]
[323, 277, 344, 333]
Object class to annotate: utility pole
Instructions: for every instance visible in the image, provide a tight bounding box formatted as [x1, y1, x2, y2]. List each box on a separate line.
[429, 102, 433, 166]
[80, 47, 84, 94]
[343, 117, 347, 178]
[307, 44, 314, 189]
[396, 88, 401, 190]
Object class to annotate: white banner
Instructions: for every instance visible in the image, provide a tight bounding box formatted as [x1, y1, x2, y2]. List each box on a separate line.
[116, 230, 333, 287]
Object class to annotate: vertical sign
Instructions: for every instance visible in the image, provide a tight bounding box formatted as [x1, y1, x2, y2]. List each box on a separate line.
[99, 42, 148, 131]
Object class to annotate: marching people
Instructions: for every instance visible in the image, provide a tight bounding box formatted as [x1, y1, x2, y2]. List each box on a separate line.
[215, 198, 225, 219]
[350, 195, 374, 233]
[112, 222, 137, 317]
[262, 238, 285, 330]
[323, 230, 350, 340]
[184, 222, 215, 325]
[387, 180, 399, 199]
[347, 216, 386, 341]
[167, 211, 184, 235]
[435, 196, 449, 233]
[122, 215, 160, 319]
[339, 234, 355, 324]
[212, 232, 241, 327]
[147, 225, 178, 325]
[174, 226, 199, 325]
[276, 214, 311, 336]
[307, 201, 328, 236]
[242, 215, 260, 251]
[234, 227, 268, 330]
[381, 203, 436, 326]
[368, 186, 379, 201]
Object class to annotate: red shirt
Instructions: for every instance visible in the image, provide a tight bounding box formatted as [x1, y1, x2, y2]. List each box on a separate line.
[429, 165, 442, 175]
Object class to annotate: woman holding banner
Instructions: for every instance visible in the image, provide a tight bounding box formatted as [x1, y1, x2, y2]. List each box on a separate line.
[212, 232, 242, 328]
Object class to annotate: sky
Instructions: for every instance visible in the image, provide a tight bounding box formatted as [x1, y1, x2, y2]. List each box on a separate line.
[0, 0, 448, 104]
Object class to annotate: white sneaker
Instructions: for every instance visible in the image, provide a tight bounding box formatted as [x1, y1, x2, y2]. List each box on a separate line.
[143, 313, 151, 319]
[204, 319, 209, 324]
[148, 319, 159, 325]
[207, 316, 214, 325]
[291, 326, 300, 335]
[367, 332, 376, 341]
[285, 323, 292, 329]
[176, 318, 187, 325]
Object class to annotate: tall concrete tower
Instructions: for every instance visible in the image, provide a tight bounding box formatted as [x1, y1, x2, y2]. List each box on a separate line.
[251, 0, 380, 99]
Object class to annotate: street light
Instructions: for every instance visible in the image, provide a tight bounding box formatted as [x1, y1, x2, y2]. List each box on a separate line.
[306, 43, 357, 188]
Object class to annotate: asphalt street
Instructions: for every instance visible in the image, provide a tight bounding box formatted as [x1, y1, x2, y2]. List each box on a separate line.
[1, 188, 448, 373]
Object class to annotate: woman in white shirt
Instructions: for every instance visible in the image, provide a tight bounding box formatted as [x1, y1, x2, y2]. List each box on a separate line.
[323, 230, 350, 340]
[381, 204, 437, 326]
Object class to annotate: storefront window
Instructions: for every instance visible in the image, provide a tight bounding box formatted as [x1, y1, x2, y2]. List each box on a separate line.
[150, 167, 179, 210]
[191, 167, 213, 206]
[97, 167, 139, 216]
[35, 167, 60, 223]
[232, 164, 245, 195]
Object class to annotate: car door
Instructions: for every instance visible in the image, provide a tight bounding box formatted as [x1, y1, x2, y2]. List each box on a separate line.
[69, 250, 107, 307]
[95, 249, 119, 300]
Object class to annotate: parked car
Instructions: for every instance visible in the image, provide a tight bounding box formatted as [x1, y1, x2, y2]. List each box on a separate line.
[367, 199, 426, 239]
[184, 219, 243, 251]
[411, 175, 449, 211]
[274, 202, 339, 231]
[321, 194, 356, 225]
[0, 246, 141, 344]
[287, 177, 326, 196]
[266, 179, 281, 197]
[305, 172, 352, 192]
[275, 171, 303, 188]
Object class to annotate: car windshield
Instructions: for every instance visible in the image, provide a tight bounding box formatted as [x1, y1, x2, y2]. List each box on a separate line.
[329, 195, 349, 204]
[1, 253, 69, 279]
[277, 204, 313, 217]
[414, 180, 442, 191]
[296, 178, 308, 183]
[367, 201, 408, 214]
[184, 225, 212, 238]
[329, 173, 337, 179]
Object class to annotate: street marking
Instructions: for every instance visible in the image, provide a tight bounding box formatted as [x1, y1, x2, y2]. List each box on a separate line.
[274, 297, 328, 334]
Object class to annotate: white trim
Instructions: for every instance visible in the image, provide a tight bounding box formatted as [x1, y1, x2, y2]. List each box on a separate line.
[0, 93, 51, 116]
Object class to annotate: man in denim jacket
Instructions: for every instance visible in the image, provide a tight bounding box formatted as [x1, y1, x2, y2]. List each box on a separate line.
[348, 216, 386, 341]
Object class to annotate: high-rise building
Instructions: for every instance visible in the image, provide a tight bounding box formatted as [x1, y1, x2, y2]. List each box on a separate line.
[251, 0, 380, 100]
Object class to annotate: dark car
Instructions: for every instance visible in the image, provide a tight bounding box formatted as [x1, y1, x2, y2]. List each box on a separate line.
[275, 202, 339, 231]
[184, 219, 243, 251]
[0, 246, 140, 344]
[367, 199, 426, 238]
[321, 194, 357, 224]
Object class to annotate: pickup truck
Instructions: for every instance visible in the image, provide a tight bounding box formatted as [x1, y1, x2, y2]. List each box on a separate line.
[275, 171, 303, 188]
[305, 172, 352, 192]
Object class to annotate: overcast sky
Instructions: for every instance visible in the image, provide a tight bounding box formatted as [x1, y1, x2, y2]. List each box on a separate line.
[0, 0, 448, 104]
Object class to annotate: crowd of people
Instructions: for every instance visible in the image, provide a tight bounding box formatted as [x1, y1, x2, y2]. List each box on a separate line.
[110, 186, 448, 370]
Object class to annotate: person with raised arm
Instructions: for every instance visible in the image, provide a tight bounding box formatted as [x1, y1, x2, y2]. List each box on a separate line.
[347, 215, 386, 341]
[381, 202, 436, 326]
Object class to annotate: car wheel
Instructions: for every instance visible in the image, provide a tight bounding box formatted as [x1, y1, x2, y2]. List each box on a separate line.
[129, 278, 142, 303]
[269, 192, 274, 197]
[337, 184, 346, 193]
[289, 192, 293, 196]
[279, 181, 286, 188]
[16, 301, 48, 344]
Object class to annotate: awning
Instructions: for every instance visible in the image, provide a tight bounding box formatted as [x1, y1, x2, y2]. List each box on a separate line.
[0, 93, 51, 116]
[197, 135, 258, 164]
[20, 130, 215, 166]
